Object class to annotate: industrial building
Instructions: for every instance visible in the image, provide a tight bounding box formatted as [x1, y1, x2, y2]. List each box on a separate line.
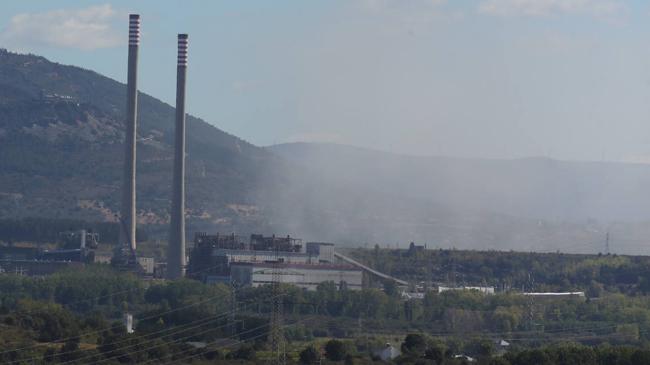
[0, 227, 155, 277]
[230, 262, 362, 290]
[305, 242, 335, 263]
[187, 233, 362, 290]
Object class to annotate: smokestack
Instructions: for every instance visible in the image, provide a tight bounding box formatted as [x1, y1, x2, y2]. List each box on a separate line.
[167, 34, 189, 279]
[119, 14, 140, 253]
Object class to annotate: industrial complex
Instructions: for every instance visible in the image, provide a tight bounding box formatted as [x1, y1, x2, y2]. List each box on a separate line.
[187, 233, 362, 290]
[0, 13, 398, 293]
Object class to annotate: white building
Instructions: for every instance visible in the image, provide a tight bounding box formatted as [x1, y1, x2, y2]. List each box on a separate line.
[438, 286, 495, 295]
[522, 292, 585, 298]
[230, 262, 363, 290]
[401, 292, 425, 300]
[137, 257, 155, 274]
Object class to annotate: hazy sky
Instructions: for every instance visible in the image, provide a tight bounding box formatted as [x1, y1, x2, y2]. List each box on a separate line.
[1, 0, 650, 161]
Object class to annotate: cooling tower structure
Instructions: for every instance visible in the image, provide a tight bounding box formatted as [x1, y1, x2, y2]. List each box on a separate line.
[119, 14, 140, 254]
[167, 34, 189, 279]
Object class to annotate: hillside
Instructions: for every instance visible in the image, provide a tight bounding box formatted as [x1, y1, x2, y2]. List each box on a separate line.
[0, 49, 279, 235]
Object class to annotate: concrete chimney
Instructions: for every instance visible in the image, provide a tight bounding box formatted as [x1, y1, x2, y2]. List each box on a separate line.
[119, 14, 140, 252]
[167, 34, 189, 279]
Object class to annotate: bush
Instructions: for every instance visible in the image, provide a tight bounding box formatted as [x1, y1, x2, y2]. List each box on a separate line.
[228, 344, 256, 361]
[300, 345, 320, 364]
[401, 333, 427, 356]
[325, 339, 349, 361]
[424, 343, 446, 363]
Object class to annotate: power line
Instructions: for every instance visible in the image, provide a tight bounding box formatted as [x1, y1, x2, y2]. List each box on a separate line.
[163, 316, 316, 365]
[53, 294, 281, 365]
[10, 292, 284, 365]
[0, 277, 254, 356]
[130, 316, 317, 365]
[0, 260, 251, 355]
[162, 323, 277, 365]
[66, 305, 290, 365]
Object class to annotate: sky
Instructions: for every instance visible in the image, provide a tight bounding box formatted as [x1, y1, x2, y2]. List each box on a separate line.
[0, 0, 650, 162]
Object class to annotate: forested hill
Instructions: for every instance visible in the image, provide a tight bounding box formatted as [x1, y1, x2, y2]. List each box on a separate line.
[0, 49, 282, 235]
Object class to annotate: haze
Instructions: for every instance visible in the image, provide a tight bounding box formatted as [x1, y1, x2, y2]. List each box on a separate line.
[1, 0, 649, 161]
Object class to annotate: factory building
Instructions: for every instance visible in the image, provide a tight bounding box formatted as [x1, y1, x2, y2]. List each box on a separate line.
[306, 242, 335, 263]
[0, 228, 155, 277]
[188, 233, 362, 289]
[230, 262, 363, 291]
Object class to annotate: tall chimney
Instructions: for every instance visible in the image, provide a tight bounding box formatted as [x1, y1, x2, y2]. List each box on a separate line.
[119, 14, 140, 253]
[167, 34, 189, 279]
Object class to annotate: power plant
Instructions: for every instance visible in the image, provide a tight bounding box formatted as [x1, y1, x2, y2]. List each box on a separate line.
[167, 34, 189, 279]
[0, 13, 387, 291]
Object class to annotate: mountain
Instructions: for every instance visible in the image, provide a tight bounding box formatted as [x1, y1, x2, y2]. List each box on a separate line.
[1, 49, 650, 254]
[269, 142, 650, 222]
[267, 143, 650, 254]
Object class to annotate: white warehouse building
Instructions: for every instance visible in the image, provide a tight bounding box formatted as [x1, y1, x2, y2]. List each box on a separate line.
[230, 262, 363, 291]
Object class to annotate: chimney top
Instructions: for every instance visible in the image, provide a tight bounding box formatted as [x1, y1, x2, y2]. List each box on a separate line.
[177, 34, 188, 67]
[128, 14, 140, 47]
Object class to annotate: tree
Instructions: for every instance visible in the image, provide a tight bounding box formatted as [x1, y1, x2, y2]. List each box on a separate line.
[488, 358, 511, 365]
[43, 348, 57, 363]
[507, 349, 552, 365]
[229, 344, 256, 361]
[402, 333, 427, 356]
[344, 354, 355, 365]
[300, 345, 320, 364]
[58, 337, 81, 362]
[325, 339, 349, 361]
[424, 343, 446, 364]
[492, 306, 522, 333]
[383, 280, 398, 297]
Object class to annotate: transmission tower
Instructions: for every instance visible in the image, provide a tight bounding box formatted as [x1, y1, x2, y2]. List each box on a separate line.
[269, 245, 285, 365]
[230, 279, 238, 337]
[427, 254, 433, 291]
[527, 273, 535, 331]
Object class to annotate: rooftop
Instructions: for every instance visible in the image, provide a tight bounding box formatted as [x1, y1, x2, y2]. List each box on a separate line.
[230, 261, 359, 271]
